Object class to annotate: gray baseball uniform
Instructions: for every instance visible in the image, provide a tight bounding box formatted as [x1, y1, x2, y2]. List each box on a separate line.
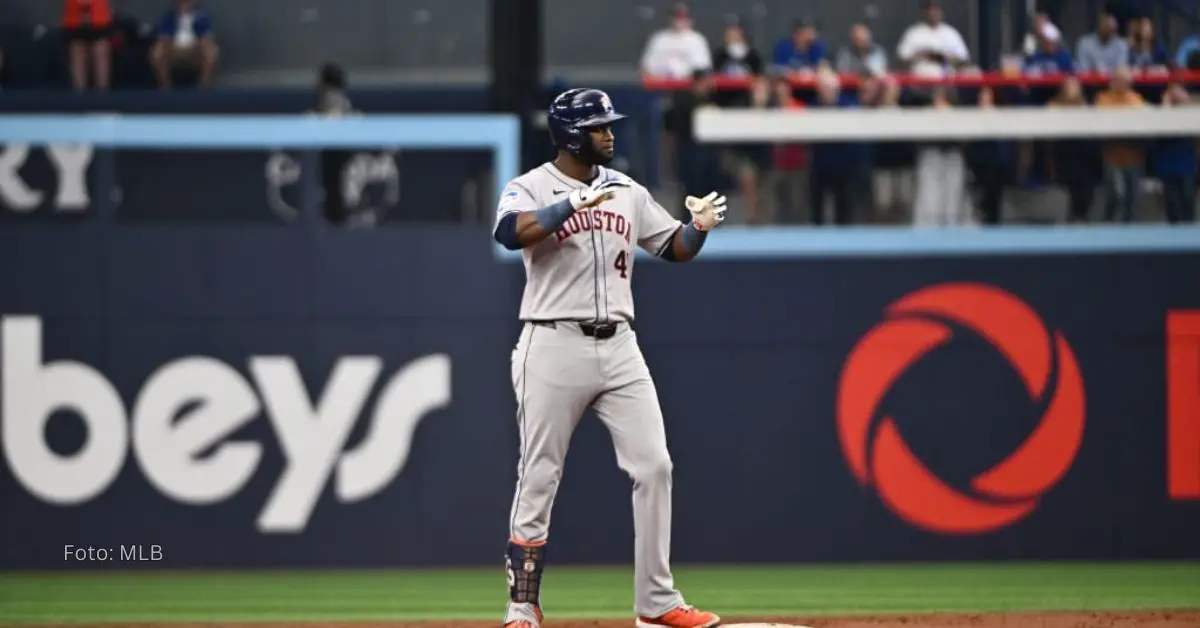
[497, 162, 685, 621]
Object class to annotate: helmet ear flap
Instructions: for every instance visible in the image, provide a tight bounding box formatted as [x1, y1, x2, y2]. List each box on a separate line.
[566, 126, 585, 153]
[549, 122, 586, 154]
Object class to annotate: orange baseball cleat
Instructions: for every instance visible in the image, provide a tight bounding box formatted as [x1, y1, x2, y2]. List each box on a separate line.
[636, 603, 721, 628]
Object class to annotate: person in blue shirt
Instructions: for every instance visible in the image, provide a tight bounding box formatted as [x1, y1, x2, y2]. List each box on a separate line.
[1154, 83, 1198, 224]
[150, 0, 219, 88]
[1025, 28, 1073, 74]
[1127, 17, 1169, 102]
[1128, 17, 1170, 69]
[1025, 26, 1073, 106]
[1176, 34, 1200, 69]
[772, 19, 827, 74]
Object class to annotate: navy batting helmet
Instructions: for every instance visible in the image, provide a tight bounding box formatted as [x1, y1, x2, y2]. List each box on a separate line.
[547, 88, 626, 164]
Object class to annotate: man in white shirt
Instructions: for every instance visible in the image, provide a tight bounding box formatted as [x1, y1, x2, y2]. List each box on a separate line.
[896, 0, 969, 77]
[640, 3, 711, 79]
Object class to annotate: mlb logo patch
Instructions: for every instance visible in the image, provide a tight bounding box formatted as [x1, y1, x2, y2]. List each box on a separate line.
[500, 189, 521, 209]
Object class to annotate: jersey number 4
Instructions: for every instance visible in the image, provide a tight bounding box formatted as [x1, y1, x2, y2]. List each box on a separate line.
[614, 250, 629, 279]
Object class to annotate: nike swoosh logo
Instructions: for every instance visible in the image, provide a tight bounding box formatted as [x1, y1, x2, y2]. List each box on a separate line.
[552, 189, 567, 195]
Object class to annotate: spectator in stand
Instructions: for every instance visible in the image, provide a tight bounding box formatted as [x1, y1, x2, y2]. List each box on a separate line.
[1127, 17, 1170, 70]
[151, 0, 219, 88]
[1024, 19, 1073, 106]
[912, 86, 970, 226]
[870, 77, 916, 224]
[641, 3, 710, 190]
[640, 3, 711, 80]
[1176, 33, 1200, 70]
[1076, 10, 1129, 73]
[712, 18, 763, 80]
[665, 70, 718, 211]
[709, 17, 760, 110]
[896, 0, 970, 78]
[62, 0, 113, 90]
[807, 69, 868, 226]
[856, 76, 884, 108]
[1095, 66, 1147, 222]
[763, 74, 809, 224]
[966, 86, 1018, 224]
[1155, 83, 1198, 224]
[1025, 21, 1073, 74]
[1023, 13, 1062, 57]
[1127, 16, 1170, 102]
[712, 19, 769, 224]
[1046, 76, 1100, 223]
[836, 23, 887, 77]
[771, 19, 827, 76]
[853, 75, 884, 216]
[991, 56, 1041, 188]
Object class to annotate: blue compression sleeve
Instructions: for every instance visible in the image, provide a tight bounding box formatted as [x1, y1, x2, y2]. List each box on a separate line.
[661, 221, 707, 261]
[532, 199, 575, 231]
[493, 199, 575, 251]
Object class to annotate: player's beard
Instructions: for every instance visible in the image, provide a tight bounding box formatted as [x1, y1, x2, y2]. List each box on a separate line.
[577, 141, 614, 166]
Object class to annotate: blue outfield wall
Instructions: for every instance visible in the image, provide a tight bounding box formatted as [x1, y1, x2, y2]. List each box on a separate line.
[1, 222, 1199, 569]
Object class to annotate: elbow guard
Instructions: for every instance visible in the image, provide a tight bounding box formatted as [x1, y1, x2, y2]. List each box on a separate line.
[494, 213, 522, 250]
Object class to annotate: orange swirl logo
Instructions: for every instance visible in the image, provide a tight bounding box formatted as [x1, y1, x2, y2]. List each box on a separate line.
[836, 283, 1087, 535]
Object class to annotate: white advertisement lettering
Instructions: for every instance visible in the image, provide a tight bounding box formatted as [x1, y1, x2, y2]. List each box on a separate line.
[0, 316, 452, 533]
[0, 144, 95, 212]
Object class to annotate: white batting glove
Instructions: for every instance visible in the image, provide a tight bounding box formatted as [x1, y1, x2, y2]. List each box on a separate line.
[685, 191, 728, 231]
[569, 177, 630, 210]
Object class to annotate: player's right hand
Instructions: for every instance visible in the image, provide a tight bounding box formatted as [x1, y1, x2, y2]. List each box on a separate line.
[568, 176, 630, 211]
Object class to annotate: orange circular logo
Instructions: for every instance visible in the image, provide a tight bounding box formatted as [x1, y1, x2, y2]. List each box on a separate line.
[836, 283, 1086, 535]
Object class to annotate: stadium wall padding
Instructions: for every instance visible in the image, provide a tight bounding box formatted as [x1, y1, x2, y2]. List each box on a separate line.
[2, 221, 1199, 569]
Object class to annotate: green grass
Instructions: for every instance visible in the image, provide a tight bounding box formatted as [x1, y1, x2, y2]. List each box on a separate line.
[0, 562, 1197, 624]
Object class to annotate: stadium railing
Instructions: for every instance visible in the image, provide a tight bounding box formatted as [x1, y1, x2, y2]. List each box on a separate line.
[641, 69, 1200, 91]
[631, 70, 1200, 259]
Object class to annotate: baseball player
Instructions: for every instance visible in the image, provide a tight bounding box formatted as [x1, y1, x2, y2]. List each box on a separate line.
[493, 88, 727, 628]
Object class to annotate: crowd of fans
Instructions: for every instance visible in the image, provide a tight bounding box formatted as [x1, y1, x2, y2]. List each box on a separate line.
[0, 0, 218, 90]
[0, 0, 1196, 226]
[642, 0, 1200, 225]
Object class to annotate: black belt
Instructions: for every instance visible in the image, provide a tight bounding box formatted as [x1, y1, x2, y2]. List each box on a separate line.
[528, 320, 621, 340]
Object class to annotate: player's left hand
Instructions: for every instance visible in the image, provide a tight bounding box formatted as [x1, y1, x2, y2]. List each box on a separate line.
[685, 191, 727, 231]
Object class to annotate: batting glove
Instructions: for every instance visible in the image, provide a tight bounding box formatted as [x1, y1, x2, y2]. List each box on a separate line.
[569, 176, 630, 210]
[685, 191, 728, 231]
